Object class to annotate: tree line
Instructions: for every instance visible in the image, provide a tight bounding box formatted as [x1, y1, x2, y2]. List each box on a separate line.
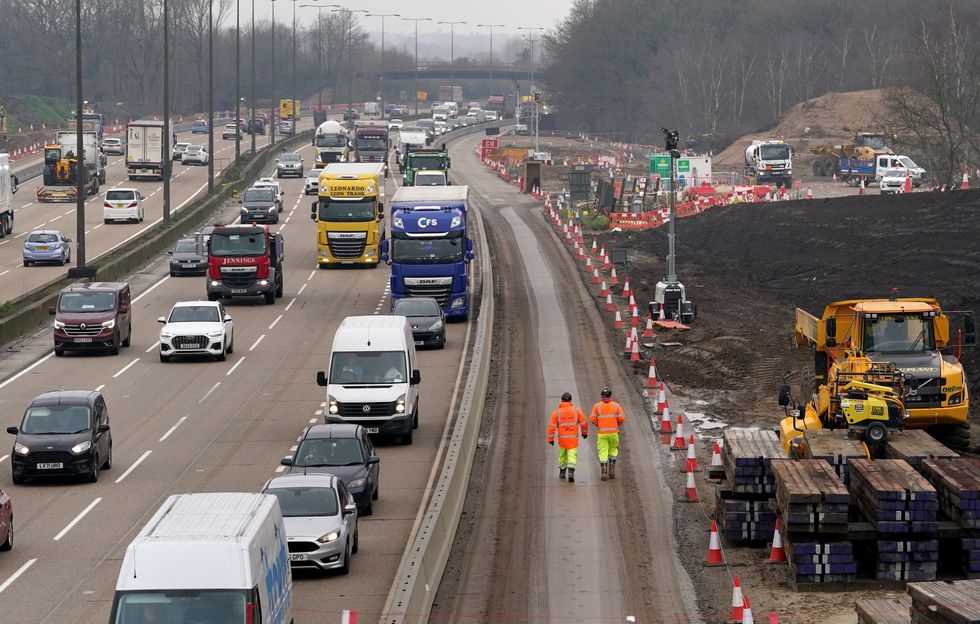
[542, 0, 980, 185]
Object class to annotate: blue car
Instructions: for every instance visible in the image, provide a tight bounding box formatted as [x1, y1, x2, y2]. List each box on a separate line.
[23, 230, 71, 266]
[191, 120, 209, 134]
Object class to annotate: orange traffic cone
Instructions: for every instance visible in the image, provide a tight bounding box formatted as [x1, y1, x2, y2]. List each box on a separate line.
[768, 517, 787, 563]
[805, 186, 813, 200]
[622, 277, 632, 298]
[643, 314, 654, 337]
[341, 609, 358, 624]
[592, 267, 601, 284]
[584, 256, 593, 272]
[742, 597, 754, 624]
[600, 280, 609, 297]
[659, 405, 673, 433]
[610, 267, 619, 285]
[613, 307, 623, 330]
[628, 294, 637, 311]
[605, 293, 614, 311]
[630, 338, 640, 362]
[630, 306, 639, 327]
[831, 171, 837, 183]
[624, 333, 632, 356]
[646, 359, 658, 387]
[858, 176, 866, 195]
[602, 251, 611, 270]
[706, 520, 725, 565]
[685, 467, 699, 501]
[656, 383, 667, 413]
[903, 172, 912, 193]
[708, 440, 724, 480]
[729, 576, 744, 622]
[671, 415, 687, 450]
[962, 167, 970, 190]
[769, 614, 779, 624]
[685, 437, 698, 471]
[591, 238, 597, 254]
[599, 244, 605, 259]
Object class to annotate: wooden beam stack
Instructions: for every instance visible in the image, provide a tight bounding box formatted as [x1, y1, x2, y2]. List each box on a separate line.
[870, 539, 940, 582]
[801, 429, 868, 486]
[886, 430, 959, 473]
[721, 428, 786, 495]
[783, 539, 857, 586]
[855, 597, 911, 624]
[922, 458, 980, 529]
[906, 579, 980, 624]
[772, 459, 850, 534]
[850, 459, 940, 534]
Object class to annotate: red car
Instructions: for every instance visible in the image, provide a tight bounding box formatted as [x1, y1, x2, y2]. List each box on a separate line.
[0, 488, 11, 552]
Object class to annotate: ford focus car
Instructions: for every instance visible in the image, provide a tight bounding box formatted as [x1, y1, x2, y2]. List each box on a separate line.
[158, 301, 234, 362]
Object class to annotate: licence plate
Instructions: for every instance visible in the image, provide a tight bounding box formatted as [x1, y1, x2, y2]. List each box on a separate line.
[415, 340, 424, 346]
[288, 553, 308, 561]
[365, 427, 380, 434]
[75, 338, 93, 343]
[37, 462, 63, 469]
[231, 289, 247, 294]
[180, 344, 198, 349]
[36, 246, 49, 250]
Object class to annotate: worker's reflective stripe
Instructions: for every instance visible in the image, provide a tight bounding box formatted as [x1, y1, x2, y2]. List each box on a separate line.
[558, 433, 578, 438]
[597, 428, 618, 434]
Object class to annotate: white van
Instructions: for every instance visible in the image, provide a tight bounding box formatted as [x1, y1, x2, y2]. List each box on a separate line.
[317, 315, 421, 444]
[103, 188, 145, 224]
[108, 493, 293, 624]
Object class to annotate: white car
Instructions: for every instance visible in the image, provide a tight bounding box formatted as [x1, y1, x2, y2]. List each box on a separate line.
[182, 145, 209, 165]
[252, 177, 284, 211]
[484, 111, 499, 122]
[172, 141, 191, 161]
[158, 301, 234, 362]
[305, 168, 321, 195]
[879, 168, 909, 194]
[101, 137, 125, 155]
[102, 188, 145, 223]
[388, 119, 404, 131]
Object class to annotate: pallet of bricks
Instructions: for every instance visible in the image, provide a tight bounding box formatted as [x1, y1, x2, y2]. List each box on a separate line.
[855, 578, 980, 624]
[771, 459, 855, 587]
[850, 459, 940, 582]
[715, 428, 783, 542]
[922, 457, 980, 579]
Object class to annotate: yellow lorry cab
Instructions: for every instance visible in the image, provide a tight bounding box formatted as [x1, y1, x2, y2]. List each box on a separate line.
[312, 163, 386, 267]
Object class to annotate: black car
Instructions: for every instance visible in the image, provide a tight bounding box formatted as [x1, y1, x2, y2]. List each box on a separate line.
[392, 297, 446, 349]
[281, 424, 380, 515]
[239, 187, 279, 224]
[168, 237, 208, 277]
[247, 118, 266, 135]
[7, 390, 112, 484]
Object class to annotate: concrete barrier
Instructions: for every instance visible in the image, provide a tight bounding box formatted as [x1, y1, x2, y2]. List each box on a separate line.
[0, 130, 314, 351]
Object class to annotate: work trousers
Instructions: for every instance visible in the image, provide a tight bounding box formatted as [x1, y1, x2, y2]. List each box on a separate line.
[557, 446, 578, 468]
[597, 433, 620, 463]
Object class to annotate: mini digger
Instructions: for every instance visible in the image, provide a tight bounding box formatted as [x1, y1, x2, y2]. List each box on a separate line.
[779, 352, 909, 458]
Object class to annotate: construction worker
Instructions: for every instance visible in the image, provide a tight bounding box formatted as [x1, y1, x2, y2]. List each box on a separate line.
[590, 387, 626, 481]
[547, 392, 588, 482]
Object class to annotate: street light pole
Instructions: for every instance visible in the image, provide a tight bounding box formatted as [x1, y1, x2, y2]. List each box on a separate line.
[235, 0, 241, 166]
[518, 27, 542, 94]
[438, 21, 466, 81]
[207, 0, 214, 194]
[477, 24, 504, 80]
[291, 0, 297, 103]
[251, 0, 256, 154]
[402, 17, 432, 116]
[74, 0, 86, 268]
[368, 13, 399, 117]
[270, 0, 277, 147]
[163, 0, 171, 223]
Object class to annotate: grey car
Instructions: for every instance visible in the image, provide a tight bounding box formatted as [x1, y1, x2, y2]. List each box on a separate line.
[168, 238, 207, 277]
[262, 473, 358, 574]
[23, 230, 71, 266]
[276, 153, 304, 178]
[239, 187, 279, 224]
[392, 297, 446, 348]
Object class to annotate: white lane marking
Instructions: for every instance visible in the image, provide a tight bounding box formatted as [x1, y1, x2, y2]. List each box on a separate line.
[48, 215, 61, 222]
[0, 270, 8, 276]
[285, 297, 296, 311]
[268, 314, 283, 329]
[308, 418, 317, 424]
[132, 276, 170, 302]
[145, 341, 160, 353]
[0, 455, 7, 463]
[53, 498, 103, 541]
[226, 356, 246, 376]
[297, 283, 307, 295]
[289, 445, 298, 452]
[112, 357, 140, 378]
[159, 417, 188, 442]
[63, 210, 74, 216]
[199, 382, 221, 403]
[0, 241, 7, 246]
[306, 270, 315, 281]
[275, 465, 287, 473]
[14, 232, 27, 238]
[93, 223, 103, 230]
[113, 451, 152, 484]
[249, 335, 265, 351]
[314, 409, 323, 416]
[0, 352, 54, 392]
[94, 384, 105, 392]
[0, 559, 37, 594]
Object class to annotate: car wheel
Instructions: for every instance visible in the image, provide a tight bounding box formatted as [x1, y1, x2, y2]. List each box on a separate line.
[104, 219, 111, 225]
[58, 255, 65, 266]
[362, 498, 373, 517]
[102, 444, 112, 469]
[275, 277, 283, 298]
[160, 353, 170, 363]
[0, 514, 11, 551]
[170, 271, 176, 277]
[55, 348, 64, 357]
[121, 324, 131, 347]
[339, 539, 351, 575]
[109, 334, 120, 356]
[352, 529, 359, 554]
[412, 406, 419, 430]
[264, 290, 275, 305]
[23, 260, 30, 267]
[10, 473, 24, 485]
[87, 456, 100, 483]
[227, 335, 234, 354]
[401, 428, 413, 445]
[217, 343, 227, 362]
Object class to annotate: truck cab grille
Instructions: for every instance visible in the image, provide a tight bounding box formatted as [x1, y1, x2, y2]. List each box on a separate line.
[327, 239, 366, 259]
[64, 323, 104, 336]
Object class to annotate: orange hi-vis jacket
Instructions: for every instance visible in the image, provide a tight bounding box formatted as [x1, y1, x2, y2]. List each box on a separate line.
[590, 399, 625, 434]
[548, 401, 588, 449]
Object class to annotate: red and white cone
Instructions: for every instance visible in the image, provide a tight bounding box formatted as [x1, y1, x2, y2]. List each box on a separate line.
[600, 280, 609, 297]
[685, 437, 698, 471]
[605, 293, 614, 311]
[805, 186, 813, 200]
[706, 520, 725, 565]
[962, 167, 970, 190]
[591, 238, 597, 254]
[630, 306, 640, 327]
[622, 277, 632, 298]
[903, 171, 912, 193]
[598, 244, 605, 259]
[741, 597, 754, 624]
[831, 171, 837, 183]
[613, 307, 623, 330]
[685, 467, 699, 501]
[584, 256, 593, 272]
[729, 576, 744, 622]
[710, 441, 723, 469]
[630, 338, 640, 362]
[643, 314, 655, 337]
[656, 383, 667, 414]
[671, 414, 687, 450]
[603, 252, 611, 270]
[768, 517, 787, 563]
[610, 267, 619, 285]
[341, 610, 358, 624]
[768, 614, 779, 624]
[624, 333, 633, 356]
[646, 359, 658, 387]
[628, 294, 637, 312]
[592, 267, 601, 284]
[659, 405, 673, 433]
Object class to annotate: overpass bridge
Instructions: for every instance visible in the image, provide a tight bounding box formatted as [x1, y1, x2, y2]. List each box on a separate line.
[381, 62, 543, 81]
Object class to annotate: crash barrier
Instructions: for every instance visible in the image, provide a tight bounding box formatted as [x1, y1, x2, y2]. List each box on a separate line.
[0, 129, 315, 352]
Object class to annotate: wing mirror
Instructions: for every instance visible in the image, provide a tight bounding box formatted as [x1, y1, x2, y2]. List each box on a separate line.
[118, 305, 129, 314]
[367, 456, 380, 465]
[316, 370, 328, 387]
[411, 369, 421, 385]
[49, 306, 57, 315]
[224, 315, 232, 323]
[6, 426, 18, 435]
[280, 457, 293, 466]
[158, 316, 166, 324]
[343, 503, 357, 515]
[98, 424, 111, 434]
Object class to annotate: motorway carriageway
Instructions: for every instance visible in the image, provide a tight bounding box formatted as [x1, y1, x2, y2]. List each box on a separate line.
[0, 121, 311, 303]
[0, 139, 475, 622]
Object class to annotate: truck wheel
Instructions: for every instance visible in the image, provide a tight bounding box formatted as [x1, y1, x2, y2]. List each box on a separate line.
[275, 277, 283, 298]
[264, 291, 275, 305]
[400, 429, 413, 445]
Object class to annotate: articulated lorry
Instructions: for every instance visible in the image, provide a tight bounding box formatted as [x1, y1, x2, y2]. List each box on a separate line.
[400, 147, 451, 186]
[207, 224, 285, 304]
[382, 186, 474, 320]
[313, 120, 350, 167]
[0, 153, 14, 236]
[312, 163, 386, 268]
[126, 120, 168, 181]
[744, 140, 793, 187]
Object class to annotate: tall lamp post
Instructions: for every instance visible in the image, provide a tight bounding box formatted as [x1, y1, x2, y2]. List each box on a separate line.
[270, 0, 277, 147]
[517, 27, 542, 93]
[477, 23, 504, 79]
[437, 21, 466, 80]
[207, 0, 214, 193]
[163, 0, 171, 223]
[74, 0, 86, 267]
[291, 0, 298, 105]
[251, 0, 256, 154]
[299, 4, 330, 117]
[402, 17, 432, 116]
[368, 13, 399, 116]
[235, 0, 241, 166]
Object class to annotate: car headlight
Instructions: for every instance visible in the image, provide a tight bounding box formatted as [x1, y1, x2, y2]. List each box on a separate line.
[71, 440, 92, 455]
[268, 206, 277, 213]
[429, 320, 444, 331]
[328, 395, 339, 414]
[316, 531, 341, 544]
[258, 279, 269, 287]
[395, 394, 406, 414]
[53, 319, 66, 329]
[160, 330, 174, 339]
[210, 280, 221, 287]
[450, 297, 465, 308]
[102, 319, 116, 329]
[14, 443, 30, 456]
[365, 248, 377, 257]
[348, 478, 367, 489]
[240, 208, 248, 214]
[207, 330, 223, 337]
[949, 391, 963, 405]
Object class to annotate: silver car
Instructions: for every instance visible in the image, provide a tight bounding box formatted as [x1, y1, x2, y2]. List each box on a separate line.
[182, 145, 209, 165]
[262, 473, 358, 574]
[101, 138, 125, 155]
[305, 168, 321, 195]
[23, 230, 71, 266]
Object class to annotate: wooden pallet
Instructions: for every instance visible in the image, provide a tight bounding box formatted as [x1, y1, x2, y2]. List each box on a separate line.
[721, 427, 787, 495]
[907, 579, 980, 623]
[856, 596, 912, 624]
[851, 459, 940, 533]
[923, 459, 980, 530]
[887, 430, 959, 472]
[772, 459, 850, 534]
[801, 429, 868, 485]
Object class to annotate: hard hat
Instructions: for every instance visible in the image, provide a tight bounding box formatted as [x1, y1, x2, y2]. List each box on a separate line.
[601, 387, 613, 399]
[561, 392, 572, 402]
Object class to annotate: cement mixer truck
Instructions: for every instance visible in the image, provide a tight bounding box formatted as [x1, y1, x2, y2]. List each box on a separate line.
[744, 140, 793, 187]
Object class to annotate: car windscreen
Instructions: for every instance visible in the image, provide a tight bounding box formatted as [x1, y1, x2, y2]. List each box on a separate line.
[280, 153, 301, 162]
[330, 351, 407, 384]
[106, 191, 136, 201]
[391, 235, 464, 264]
[110, 590, 247, 624]
[210, 232, 267, 257]
[59, 290, 115, 312]
[315, 134, 346, 147]
[307, 170, 321, 180]
[21, 404, 91, 434]
[27, 233, 59, 243]
[295, 438, 364, 467]
[186, 147, 203, 153]
[168, 305, 220, 323]
[243, 189, 275, 203]
[174, 240, 198, 254]
[265, 487, 339, 517]
[317, 198, 375, 222]
[394, 298, 441, 316]
[409, 156, 445, 171]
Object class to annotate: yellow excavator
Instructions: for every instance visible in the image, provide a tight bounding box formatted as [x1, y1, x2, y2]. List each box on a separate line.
[38, 144, 97, 202]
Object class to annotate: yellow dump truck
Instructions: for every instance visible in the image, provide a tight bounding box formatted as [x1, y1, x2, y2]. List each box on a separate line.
[311, 163, 385, 268]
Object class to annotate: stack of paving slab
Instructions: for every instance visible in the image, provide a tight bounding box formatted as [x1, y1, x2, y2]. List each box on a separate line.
[922, 458, 980, 578]
[851, 459, 940, 581]
[715, 428, 785, 542]
[800, 429, 868, 486]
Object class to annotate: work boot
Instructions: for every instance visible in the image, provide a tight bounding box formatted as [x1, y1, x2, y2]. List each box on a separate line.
[567, 468, 575, 483]
[609, 460, 616, 480]
[600, 463, 609, 481]
[559, 467, 567, 480]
